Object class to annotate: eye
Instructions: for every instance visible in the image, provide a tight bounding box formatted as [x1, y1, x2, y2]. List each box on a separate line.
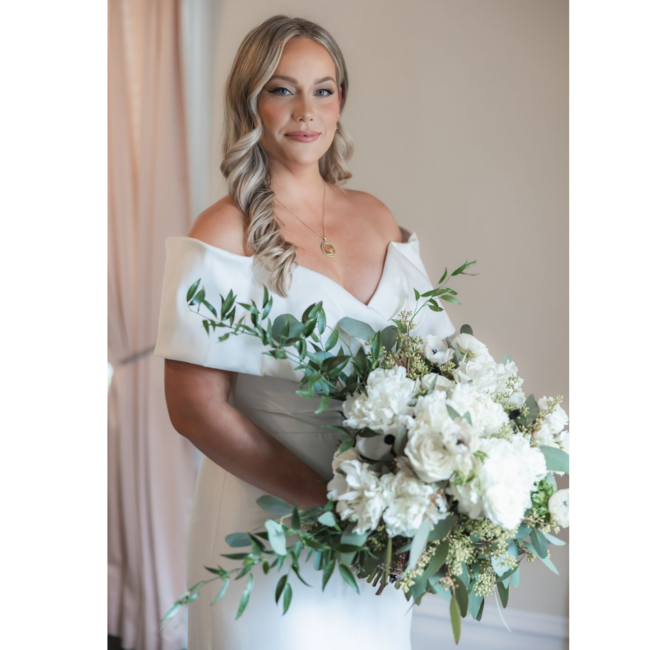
[316, 88, 334, 96]
[270, 87, 292, 96]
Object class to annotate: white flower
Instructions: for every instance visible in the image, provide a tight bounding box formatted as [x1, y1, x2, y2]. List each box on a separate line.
[450, 333, 494, 365]
[548, 489, 569, 527]
[447, 383, 510, 436]
[555, 429, 570, 454]
[381, 469, 448, 537]
[411, 389, 450, 432]
[538, 396, 569, 435]
[452, 358, 500, 393]
[332, 446, 361, 472]
[420, 372, 454, 395]
[423, 334, 455, 365]
[404, 428, 455, 483]
[482, 484, 530, 530]
[326, 460, 389, 534]
[355, 432, 395, 461]
[440, 417, 481, 475]
[446, 435, 547, 529]
[342, 366, 419, 434]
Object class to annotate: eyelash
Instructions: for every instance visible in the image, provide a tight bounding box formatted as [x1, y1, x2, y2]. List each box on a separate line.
[270, 87, 334, 97]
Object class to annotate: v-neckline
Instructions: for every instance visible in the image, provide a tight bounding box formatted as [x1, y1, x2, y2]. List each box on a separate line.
[295, 240, 398, 309]
[182, 226, 415, 311]
[292, 225, 414, 309]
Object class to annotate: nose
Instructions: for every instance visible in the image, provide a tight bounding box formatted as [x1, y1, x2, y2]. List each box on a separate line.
[293, 95, 315, 123]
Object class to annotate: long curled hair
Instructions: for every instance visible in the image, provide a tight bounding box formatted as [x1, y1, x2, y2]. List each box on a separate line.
[220, 15, 354, 297]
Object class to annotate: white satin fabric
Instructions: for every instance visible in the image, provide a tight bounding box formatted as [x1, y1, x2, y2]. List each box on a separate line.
[154, 226, 456, 649]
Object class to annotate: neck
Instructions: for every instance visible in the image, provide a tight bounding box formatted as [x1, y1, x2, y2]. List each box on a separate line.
[268, 162, 328, 216]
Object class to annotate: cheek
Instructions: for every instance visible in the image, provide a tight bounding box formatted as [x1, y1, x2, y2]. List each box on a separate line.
[258, 99, 288, 127]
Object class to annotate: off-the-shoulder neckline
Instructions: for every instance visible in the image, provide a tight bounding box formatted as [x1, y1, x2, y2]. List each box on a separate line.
[170, 226, 418, 309]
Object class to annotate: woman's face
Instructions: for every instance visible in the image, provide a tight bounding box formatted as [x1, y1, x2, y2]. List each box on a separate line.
[258, 38, 342, 167]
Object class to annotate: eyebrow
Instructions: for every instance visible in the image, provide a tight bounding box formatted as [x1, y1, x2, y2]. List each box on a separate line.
[268, 75, 336, 85]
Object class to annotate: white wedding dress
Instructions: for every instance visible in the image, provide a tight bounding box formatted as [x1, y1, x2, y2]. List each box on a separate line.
[153, 225, 456, 650]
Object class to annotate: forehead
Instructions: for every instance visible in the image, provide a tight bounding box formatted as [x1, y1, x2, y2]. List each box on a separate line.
[273, 38, 336, 80]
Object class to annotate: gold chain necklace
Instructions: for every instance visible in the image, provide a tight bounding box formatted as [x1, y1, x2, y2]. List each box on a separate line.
[274, 182, 336, 257]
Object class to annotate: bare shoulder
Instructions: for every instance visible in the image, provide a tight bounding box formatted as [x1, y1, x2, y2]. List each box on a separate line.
[187, 196, 249, 256]
[343, 189, 403, 243]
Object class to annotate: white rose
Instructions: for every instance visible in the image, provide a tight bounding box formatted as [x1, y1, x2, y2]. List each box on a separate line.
[342, 366, 419, 434]
[548, 488, 569, 527]
[404, 428, 455, 482]
[452, 357, 500, 393]
[423, 334, 455, 365]
[326, 459, 389, 534]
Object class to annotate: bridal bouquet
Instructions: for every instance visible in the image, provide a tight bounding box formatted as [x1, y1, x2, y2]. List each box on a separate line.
[160, 261, 570, 644]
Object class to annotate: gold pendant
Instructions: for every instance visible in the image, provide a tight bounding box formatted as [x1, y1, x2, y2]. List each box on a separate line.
[321, 239, 336, 257]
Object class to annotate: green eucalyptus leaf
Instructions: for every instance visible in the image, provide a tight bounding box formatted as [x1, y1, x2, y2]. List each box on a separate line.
[265, 520, 287, 556]
[497, 579, 510, 608]
[544, 531, 566, 546]
[539, 445, 570, 474]
[282, 583, 293, 615]
[235, 574, 254, 619]
[530, 528, 548, 559]
[338, 564, 360, 594]
[446, 405, 461, 421]
[455, 579, 469, 618]
[256, 495, 293, 515]
[186, 279, 201, 302]
[450, 596, 462, 643]
[338, 317, 375, 340]
[211, 578, 229, 605]
[274, 574, 288, 604]
[380, 326, 398, 352]
[225, 532, 252, 548]
[408, 519, 432, 571]
[317, 512, 337, 527]
[429, 514, 458, 542]
[468, 590, 483, 620]
[322, 560, 335, 591]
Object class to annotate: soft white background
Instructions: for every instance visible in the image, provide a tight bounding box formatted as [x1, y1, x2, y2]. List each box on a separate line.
[185, 0, 570, 626]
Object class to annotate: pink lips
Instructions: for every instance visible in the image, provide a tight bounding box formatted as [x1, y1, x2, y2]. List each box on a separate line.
[285, 131, 320, 142]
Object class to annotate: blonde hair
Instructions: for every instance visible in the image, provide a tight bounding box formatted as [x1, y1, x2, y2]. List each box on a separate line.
[220, 15, 354, 297]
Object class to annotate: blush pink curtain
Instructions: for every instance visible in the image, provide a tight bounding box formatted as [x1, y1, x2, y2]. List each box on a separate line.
[108, 1, 197, 648]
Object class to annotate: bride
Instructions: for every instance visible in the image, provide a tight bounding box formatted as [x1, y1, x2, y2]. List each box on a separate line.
[154, 14, 456, 650]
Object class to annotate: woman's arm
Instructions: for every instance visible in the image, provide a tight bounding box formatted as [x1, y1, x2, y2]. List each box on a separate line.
[164, 358, 329, 509]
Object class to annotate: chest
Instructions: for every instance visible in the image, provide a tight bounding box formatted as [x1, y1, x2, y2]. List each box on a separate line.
[280, 210, 391, 306]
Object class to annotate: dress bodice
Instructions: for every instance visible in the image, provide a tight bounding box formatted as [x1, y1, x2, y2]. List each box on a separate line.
[153, 225, 456, 384]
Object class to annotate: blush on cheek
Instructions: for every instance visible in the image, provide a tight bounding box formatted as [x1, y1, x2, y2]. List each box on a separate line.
[259, 99, 290, 130]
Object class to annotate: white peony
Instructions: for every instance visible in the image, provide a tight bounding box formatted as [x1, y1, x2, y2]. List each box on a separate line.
[411, 389, 450, 432]
[548, 489, 569, 527]
[326, 460, 390, 534]
[381, 469, 449, 537]
[342, 366, 419, 434]
[423, 334, 455, 365]
[447, 383, 510, 436]
[447, 435, 547, 529]
[452, 357, 500, 394]
[482, 483, 530, 531]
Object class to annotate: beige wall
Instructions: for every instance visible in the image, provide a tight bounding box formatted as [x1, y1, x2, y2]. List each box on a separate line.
[204, 0, 569, 619]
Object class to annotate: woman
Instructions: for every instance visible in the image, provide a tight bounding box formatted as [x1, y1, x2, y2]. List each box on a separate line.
[154, 15, 456, 650]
